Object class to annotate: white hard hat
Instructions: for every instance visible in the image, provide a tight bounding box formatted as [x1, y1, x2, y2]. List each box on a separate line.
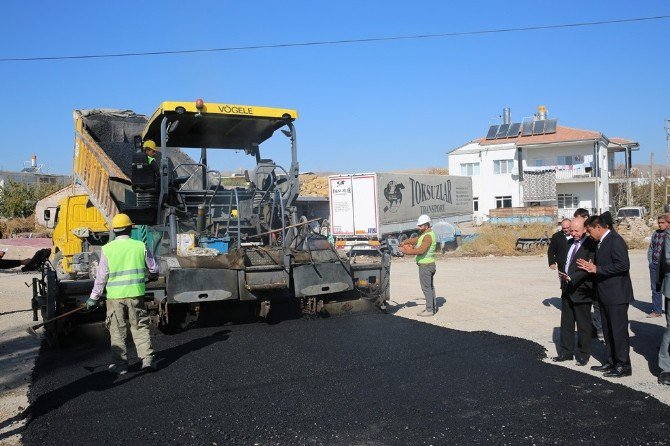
[417, 214, 431, 226]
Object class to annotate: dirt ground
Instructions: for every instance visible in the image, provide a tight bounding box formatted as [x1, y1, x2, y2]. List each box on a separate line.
[0, 247, 667, 445]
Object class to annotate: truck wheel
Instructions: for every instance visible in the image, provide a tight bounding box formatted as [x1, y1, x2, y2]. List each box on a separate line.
[54, 252, 76, 280]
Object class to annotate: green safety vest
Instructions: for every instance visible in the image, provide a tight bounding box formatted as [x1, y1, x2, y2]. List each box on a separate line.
[147, 155, 155, 165]
[415, 230, 436, 264]
[102, 238, 146, 299]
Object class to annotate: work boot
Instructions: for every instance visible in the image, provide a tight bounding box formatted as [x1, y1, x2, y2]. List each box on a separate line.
[108, 363, 128, 375]
[141, 356, 156, 372]
[417, 309, 434, 317]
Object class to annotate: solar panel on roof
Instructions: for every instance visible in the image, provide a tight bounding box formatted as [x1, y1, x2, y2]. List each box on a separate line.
[495, 124, 510, 138]
[521, 121, 533, 136]
[532, 120, 546, 135]
[486, 125, 499, 139]
[506, 122, 521, 138]
[544, 119, 557, 134]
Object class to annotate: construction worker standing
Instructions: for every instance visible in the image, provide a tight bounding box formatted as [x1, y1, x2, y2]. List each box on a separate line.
[86, 213, 159, 374]
[399, 214, 437, 317]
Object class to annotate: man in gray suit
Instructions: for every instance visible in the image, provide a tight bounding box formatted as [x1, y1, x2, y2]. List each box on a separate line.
[657, 214, 670, 385]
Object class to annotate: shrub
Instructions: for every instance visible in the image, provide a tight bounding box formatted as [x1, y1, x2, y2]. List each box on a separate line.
[459, 223, 554, 256]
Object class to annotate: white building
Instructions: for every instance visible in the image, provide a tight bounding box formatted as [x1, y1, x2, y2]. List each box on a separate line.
[0, 155, 70, 189]
[448, 107, 638, 221]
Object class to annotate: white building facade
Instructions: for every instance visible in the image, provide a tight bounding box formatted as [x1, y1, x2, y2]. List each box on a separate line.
[448, 114, 638, 221]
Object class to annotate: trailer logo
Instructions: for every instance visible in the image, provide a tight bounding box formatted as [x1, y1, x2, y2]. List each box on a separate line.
[382, 181, 405, 213]
[410, 177, 452, 214]
[331, 179, 351, 195]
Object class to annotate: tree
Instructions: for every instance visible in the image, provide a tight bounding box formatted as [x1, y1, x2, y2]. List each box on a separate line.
[0, 179, 66, 218]
[611, 178, 670, 217]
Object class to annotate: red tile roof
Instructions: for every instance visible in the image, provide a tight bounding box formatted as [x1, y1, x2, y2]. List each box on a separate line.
[478, 125, 603, 146]
[609, 137, 636, 145]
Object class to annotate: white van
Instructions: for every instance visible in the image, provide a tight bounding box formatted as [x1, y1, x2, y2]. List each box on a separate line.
[615, 206, 645, 222]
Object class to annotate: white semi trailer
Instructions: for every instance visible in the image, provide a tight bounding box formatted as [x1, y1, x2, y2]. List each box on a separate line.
[328, 172, 473, 251]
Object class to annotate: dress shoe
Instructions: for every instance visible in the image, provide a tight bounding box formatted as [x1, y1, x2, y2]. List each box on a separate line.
[658, 372, 670, 385]
[603, 365, 632, 378]
[576, 357, 589, 366]
[552, 354, 573, 362]
[590, 363, 614, 372]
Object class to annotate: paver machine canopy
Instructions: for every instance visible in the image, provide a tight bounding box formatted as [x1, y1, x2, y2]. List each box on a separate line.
[126, 100, 301, 252]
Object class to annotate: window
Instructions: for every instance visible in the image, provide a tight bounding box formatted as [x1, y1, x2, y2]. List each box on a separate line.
[533, 159, 543, 167]
[557, 156, 585, 167]
[557, 193, 579, 209]
[460, 162, 480, 176]
[473, 197, 479, 212]
[494, 159, 514, 174]
[495, 195, 512, 208]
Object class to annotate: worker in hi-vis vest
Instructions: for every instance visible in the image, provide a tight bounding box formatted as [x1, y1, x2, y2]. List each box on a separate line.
[399, 214, 437, 317]
[86, 213, 159, 374]
[143, 139, 158, 165]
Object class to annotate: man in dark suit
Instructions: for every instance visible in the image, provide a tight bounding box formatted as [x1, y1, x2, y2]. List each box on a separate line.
[577, 215, 634, 378]
[553, 219, 596, 366]
[548, 218, 572, 271]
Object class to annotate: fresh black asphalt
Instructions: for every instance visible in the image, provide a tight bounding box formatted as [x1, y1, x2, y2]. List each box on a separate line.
[20, 313, 670, 445]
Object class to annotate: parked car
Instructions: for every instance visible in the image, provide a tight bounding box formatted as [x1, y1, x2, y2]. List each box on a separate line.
[615, 206, 645, 222]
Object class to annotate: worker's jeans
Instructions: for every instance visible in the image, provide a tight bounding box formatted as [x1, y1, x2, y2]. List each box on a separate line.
[659, 298, 670, 373]
[418, 263, 436, 312]
[106, 297, 154, 364]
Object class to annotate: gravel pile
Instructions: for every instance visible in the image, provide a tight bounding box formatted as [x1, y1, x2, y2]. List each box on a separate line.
[80, 109, 199, 181]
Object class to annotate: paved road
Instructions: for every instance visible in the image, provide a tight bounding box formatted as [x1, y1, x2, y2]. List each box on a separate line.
[22, 313, 670, 446]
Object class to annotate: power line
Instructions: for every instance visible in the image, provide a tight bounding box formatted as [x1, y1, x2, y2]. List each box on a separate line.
[2, 14, 669, 63]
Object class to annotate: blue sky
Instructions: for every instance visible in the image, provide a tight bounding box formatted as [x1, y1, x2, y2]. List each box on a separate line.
[1, 1, 669, 175]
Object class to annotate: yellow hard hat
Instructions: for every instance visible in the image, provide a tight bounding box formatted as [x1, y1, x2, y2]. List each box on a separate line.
[112, 213, 133, 230]
[143, 139, 158, 151]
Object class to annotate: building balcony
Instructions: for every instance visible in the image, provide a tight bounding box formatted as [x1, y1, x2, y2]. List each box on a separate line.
[554, 166, 595, 182]
[608, 168, 640, 184]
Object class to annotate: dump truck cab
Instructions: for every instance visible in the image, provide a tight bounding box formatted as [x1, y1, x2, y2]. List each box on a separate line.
[47, 194, 109, 279]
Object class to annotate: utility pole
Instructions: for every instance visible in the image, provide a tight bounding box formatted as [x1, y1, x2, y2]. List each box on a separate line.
[650, 152, 654, 216]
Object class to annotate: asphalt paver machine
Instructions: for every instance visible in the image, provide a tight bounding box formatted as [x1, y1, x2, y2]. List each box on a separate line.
[32, 100, 390, 340]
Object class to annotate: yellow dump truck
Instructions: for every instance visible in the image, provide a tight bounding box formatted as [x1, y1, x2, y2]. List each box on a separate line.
[41, 110, 146, 279]
[44, 194, 108, 278]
